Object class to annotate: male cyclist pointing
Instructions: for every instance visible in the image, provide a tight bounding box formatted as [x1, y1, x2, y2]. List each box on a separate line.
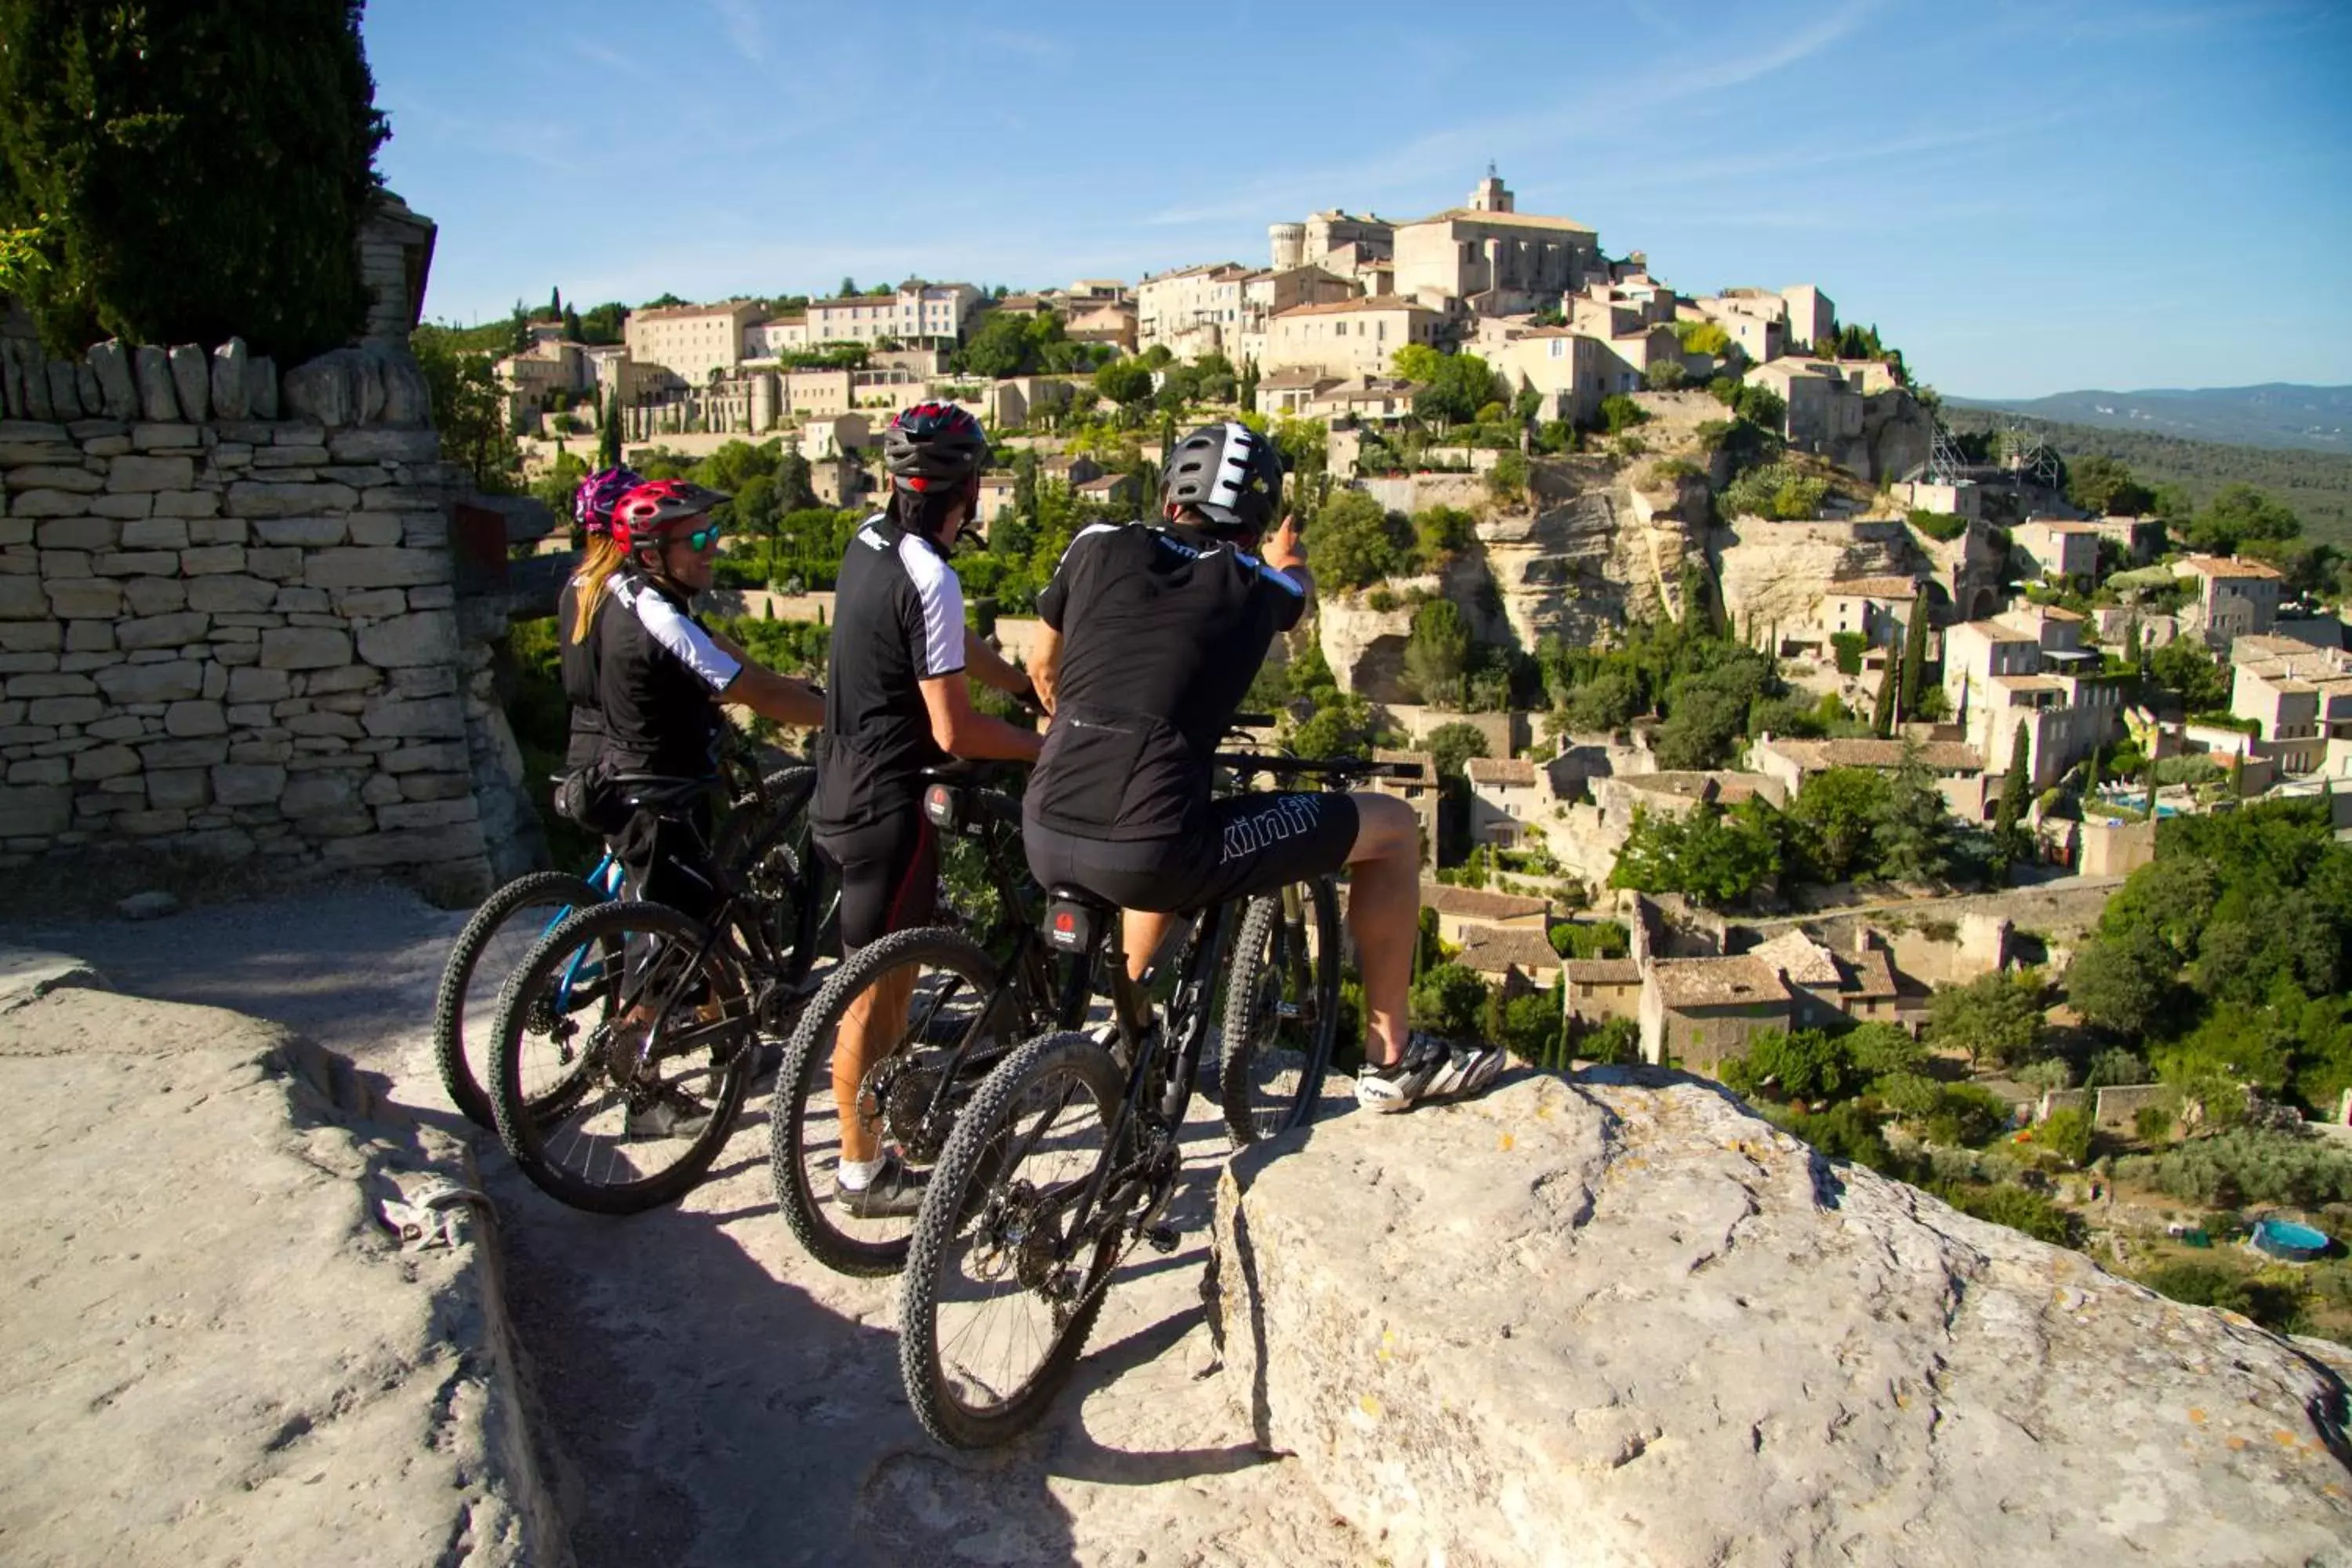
[1025, 422, 1501, 1113]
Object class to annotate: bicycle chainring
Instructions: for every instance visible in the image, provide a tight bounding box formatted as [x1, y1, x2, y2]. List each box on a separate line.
[870, 1058, 953, 1163]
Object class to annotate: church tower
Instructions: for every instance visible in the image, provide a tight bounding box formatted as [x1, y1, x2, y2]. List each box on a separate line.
[1468, 163, 1514, 213]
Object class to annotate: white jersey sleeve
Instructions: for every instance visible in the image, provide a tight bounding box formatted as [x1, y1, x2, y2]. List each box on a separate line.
[617, 576, 742, 694]
[895, 530, 966, 678]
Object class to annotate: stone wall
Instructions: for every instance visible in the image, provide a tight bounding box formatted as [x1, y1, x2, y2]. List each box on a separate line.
[0, 331, 530, 900]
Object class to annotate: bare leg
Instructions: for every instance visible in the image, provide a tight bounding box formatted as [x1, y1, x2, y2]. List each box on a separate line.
[1121, 909, 1181, 983]
[1341, 791, 1421, 1069]
[834, 964, 914, 1163]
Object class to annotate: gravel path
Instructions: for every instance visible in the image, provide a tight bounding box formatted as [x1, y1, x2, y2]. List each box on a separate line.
[9, 884, 1363, 1568]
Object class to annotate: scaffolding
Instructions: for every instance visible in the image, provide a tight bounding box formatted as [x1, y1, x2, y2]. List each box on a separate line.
[2003, 421, 2063, 488]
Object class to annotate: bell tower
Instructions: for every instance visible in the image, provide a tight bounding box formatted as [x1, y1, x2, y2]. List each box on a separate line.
[1468, 162, 1514, 213]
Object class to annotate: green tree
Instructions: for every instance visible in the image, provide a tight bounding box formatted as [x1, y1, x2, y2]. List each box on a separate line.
[1608, 800, 1779, 908]
[1410, 962, 1490, 1040]
[1846, 1022, 1924, 1080]
[1599, 394, 1649, 435]
[1869, 655, 1897, 737]
[1788, 766, 1889, 882]
[1929, 969, 2048, 1071]
[1305, 489, 1408, 592]
[1403, 599, 1472, 706]
[1673, 319, 1733, 357]
[0, 0, 390, 361]
[2036, 1106, 2093, 1166]
[1412, 506, 1476, 560]
[1561, 666, 1641, 732]
[1424, 720, 1488, 783]
[1896, 592, 1930, 718]
[1992, 721, 2033, 852]
[2186, 485, 2300, 555]
[596, 388, 622, 470]
[2147, 638, 2230, 711]
[773, 448, 817, 513]
[1871, 750, 1954, 884]
[2065, 454, 2154, 517]
[1094, 357, 1154, 415]
[412, 327, 518, 492]
[1722, 1027, 1856, 1102]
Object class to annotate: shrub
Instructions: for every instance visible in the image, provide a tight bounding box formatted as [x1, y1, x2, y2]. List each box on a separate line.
[1486, 450, 1530, 501]
[1643, 360, 1688, 392]
[1936, 1181, 2085, 1247]
[1580, 1014, 1641, 1065]
[2036, 1106, 2094, 1166]
[2135, 1104, 2176, 1142]
[1599, 394, 1649, 435]
[1552, 920, 1631, 960]
[1770, 1101, 1893, 1168]
[1829, 631, 1867, 677]
[1721, 1027, 1857, 1103]
[1410, 961, 1490, 1040]
[2114, 1129, 2352, 1208]
[1921, 1083, 2013, 1148]
[1907, 510, 1969, 543]
[2140, 1261, 2308, 1334]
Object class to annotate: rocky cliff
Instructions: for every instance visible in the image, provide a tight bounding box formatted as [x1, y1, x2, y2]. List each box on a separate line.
[1215, 1070, 2352, 1568]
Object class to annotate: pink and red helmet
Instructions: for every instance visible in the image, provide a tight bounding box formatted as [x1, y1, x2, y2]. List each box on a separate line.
[884, 401, 989, 494]
[572, 466, 645, 536]
[608, 480, 731, 552]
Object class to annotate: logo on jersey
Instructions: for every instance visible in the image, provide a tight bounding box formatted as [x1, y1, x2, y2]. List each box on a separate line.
[1221, 794, 1321, 865]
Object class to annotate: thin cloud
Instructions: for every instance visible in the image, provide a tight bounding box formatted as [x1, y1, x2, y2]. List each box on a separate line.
[710, 0, 768, 64]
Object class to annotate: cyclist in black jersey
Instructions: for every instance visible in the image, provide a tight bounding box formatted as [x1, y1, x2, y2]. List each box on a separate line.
[587, 478, 824, 922]
[1026, 422, 1501, 1114]
[812, 401, 1041, 1214]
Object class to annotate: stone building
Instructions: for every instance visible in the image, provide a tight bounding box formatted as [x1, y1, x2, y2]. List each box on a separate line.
[1749, 736, 1993, 822]
[1943, 605, 2123, 790]
[2230, 634, 2352, 776]
[1456, 924, 1563, 996]
[2172, 554, 2284, 649]
[1746, 928, 1901, 1028]
[1389, 172, 1601, 318]
[1565, 957, 1642, 1029]
[622, 299, 763, 385]
[1419, 881, 1549, 946]
[2011, 520, 2106, 587]
[1265, 297, 1444, 379]
[1639, 956, 1790, 1073]
[1135, 263, 1253, 356]
[1464, 756, 1551, 849]
[803, 283, 983, 349]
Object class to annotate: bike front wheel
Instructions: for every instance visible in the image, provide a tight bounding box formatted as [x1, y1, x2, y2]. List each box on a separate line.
[1217, 878, 1341, 1147]
[899, 1030, 1125, 1448]
[487, 901, 757, 1214]
[432, 869, 608, 1129]
[771, 927, 1019, 1278]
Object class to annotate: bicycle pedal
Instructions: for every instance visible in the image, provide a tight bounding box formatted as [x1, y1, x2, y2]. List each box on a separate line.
[1141, 1222, 1178, 1254]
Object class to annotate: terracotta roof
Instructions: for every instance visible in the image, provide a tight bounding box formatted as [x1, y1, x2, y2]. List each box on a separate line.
[631, 299, 759, 322]
[2021, 521, 2106, 535]
[1273, 295, 1439, 319]
[1650, 956, 1788, 1010]
[2173, 554, 2284, 581]
[1465, 758, 1537, 787]
[1259, 369, 1334, 390]
[1143, 261, 1248, 283]
[1991, 674, 2065, 693]
[1952, 619, 2038, 642]
[1844, 948, 1899, 999]
[1421, 883, 1548, 920]
[1621, 771, 1773, 804]
[1750, 930, 1842, 987]
[1757, 738, 1984, 774]
[1074, 474, 1127, 492]
[1406, 207, 1597, 234]
[1825, 576, 1922, 600]
[1566, 959, 1642, 986]
[1457, 927, 1566, 977]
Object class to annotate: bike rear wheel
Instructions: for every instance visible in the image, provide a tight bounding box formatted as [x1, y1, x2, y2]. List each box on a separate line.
[432, 870, 608, 1129]
[899, 1030, 1125, 1448]
[487, 901, 756, 1214]
[771, 927, 1018, 1277]
[1217, 878, 1341, 1147]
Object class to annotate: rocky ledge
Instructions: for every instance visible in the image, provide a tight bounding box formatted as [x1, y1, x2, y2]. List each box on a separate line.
[1214, 1069, 2352, 1568]
[0, 949, 557, 1566]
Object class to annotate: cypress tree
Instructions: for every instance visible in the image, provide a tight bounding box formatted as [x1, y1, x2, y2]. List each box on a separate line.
[1897, 589, 1930, 718]
[1994, 720, 2031, 837]
[1870, 641, 1897, 736]
[0, 0, 388, 362]
[596, 389, 622, 470]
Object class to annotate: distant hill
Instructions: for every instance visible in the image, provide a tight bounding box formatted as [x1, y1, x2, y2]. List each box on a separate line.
[1940, 407, 2352, 549]
[1944, 383, 2352, 454]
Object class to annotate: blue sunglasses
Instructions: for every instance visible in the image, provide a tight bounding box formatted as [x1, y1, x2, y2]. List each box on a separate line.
[680, 522, 724, 553]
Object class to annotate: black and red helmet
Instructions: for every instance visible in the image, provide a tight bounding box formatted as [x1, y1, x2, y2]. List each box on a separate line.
[884, 401, 989, 492]
[609, 480, 730, 552]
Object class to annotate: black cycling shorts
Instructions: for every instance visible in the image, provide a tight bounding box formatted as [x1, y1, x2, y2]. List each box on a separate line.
[1024, 792, 1359, 915]
[614, 804, 724, 926]
[816, 811, 938, 953]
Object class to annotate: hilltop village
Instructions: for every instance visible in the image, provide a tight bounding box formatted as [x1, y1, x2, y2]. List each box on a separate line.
[456, 171, 2352, 1328]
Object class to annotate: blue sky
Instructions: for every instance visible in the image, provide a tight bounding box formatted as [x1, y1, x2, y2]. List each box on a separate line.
[365, 0, 2350, 399]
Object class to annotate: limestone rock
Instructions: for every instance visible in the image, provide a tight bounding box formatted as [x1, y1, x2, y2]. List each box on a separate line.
[1214, 1070, 2352, 1568]
[357, 609, 458, 669]
[132, 345, 177, 422]
[376, 347, 431, 426]
[45, 360, 84, 419]
[210, 337, 252, 421]
[85, 342, 137, 419]
[0, 339, 28, 418]
[74, 359, 102, 416]
[282, 349, 355, 428]
[164, 343, 211, 423]
[249, 356, 279, 420]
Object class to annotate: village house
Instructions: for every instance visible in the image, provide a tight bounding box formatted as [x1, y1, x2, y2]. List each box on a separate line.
[1269, 209, 1396, 277]
[2172, 554, 2285, 649]
[1037, 452, 1104, 489]
[1456, 926, 1565, 996]
[1062, 299, 1137, 353]
[1780, 284, 1836, 352]
[1748, 736, 1994, 822]
[2011, 520, 2107, 588]
[1367, 750, 1440, 869]
[1135, 262, 1253, 357]
[1743, 357, 1865, 454]
[1301, 376, 1417, 426]
[1074, 472, 1141, 510]
[1688, 289, 1789, 363]
[1943, 604, 2123, 789]
[1265, 296, 1446, 379]
[1639, 956, 1790, 1073]
[1419, 882, 1551, 946]
[742, 316, 811, 358]
[1745, 929, 1902, 1028]
[974, 472, 1019, 528]
[779, 368, 852, 418]
[1464, 757, 1552, 848]
[2230, 634, 2352, 775]
[798, 412, 870, 460]
[1778, 574, 1926, 668]
[1565, 958, 1643, 1030]
[1251, 368, 1337, 418]
[1892, 478, 1982, 519]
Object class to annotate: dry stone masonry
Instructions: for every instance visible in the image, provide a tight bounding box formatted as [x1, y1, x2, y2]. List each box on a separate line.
[0, 330, 535, 899]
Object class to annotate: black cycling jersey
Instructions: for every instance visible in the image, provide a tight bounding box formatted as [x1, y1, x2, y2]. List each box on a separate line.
[1028, 521, 1305, 843]
[590, 566, 743, 780]
[811, 513, 965, 835]
[556, 575, 606, 772]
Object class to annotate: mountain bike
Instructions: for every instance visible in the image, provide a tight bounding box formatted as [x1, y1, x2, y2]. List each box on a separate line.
[482, 769, 830, 1214]
[432, 754, 827, 1130]
[896, 749, 1412, 1447]
[769, 764, 1094, 1277]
